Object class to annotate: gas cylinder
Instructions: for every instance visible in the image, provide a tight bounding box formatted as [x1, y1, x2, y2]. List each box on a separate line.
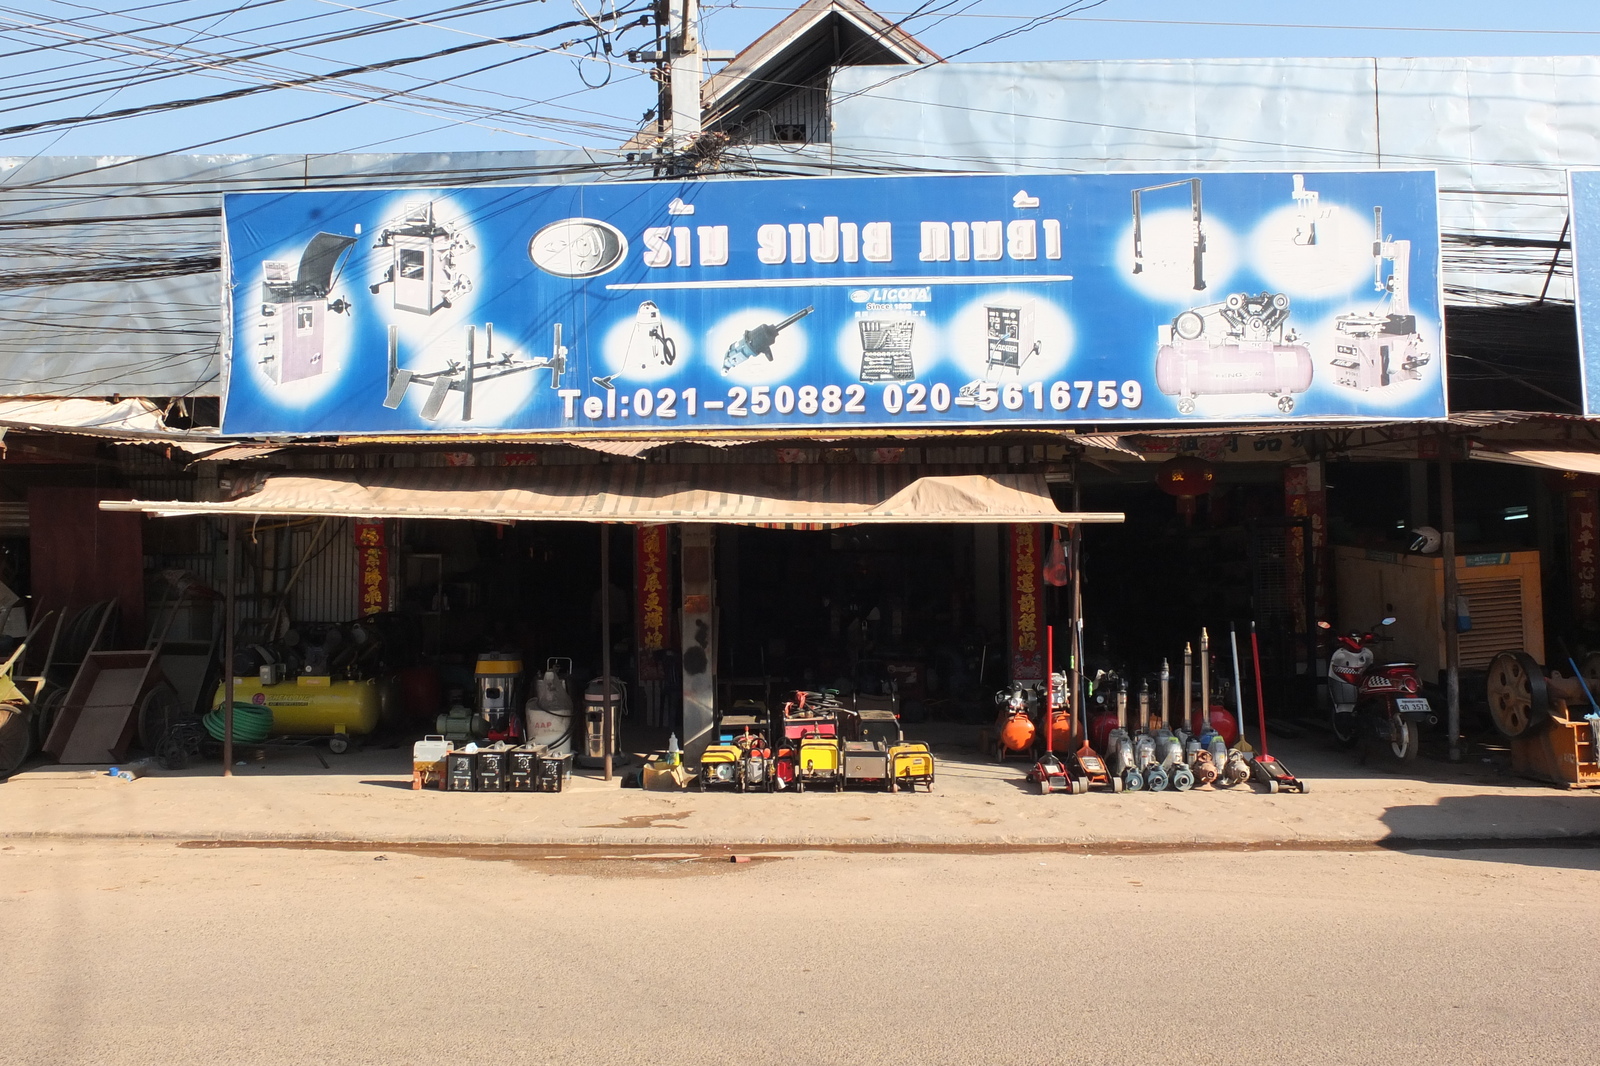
[1047, 710, 1073, 751]
[999, 712, 1036, 753]
[1207, 705, 1240, 747]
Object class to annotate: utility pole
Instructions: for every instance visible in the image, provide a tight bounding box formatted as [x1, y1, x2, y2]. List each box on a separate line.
[668, 0, 703, 145]
[635, 0, 733, 165]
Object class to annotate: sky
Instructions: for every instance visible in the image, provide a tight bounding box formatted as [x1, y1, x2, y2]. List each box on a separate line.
[0, 0, 1597, 159]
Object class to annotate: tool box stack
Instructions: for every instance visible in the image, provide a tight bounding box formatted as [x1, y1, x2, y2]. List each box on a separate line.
[413, 735, 574, 793]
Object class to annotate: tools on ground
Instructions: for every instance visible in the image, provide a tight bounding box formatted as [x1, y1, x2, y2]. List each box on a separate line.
[1247, 620, 1308, 794]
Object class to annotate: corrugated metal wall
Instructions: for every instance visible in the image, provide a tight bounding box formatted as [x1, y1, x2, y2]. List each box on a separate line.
[283, 518, 358, 625]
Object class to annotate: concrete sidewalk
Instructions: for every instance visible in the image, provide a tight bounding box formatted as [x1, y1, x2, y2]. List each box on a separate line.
[2, 731, 1597, 847]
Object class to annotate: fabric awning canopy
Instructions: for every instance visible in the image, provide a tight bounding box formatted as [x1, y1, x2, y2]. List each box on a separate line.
[98, 464, 1123, 526]
[1469, 443, 1600, 475]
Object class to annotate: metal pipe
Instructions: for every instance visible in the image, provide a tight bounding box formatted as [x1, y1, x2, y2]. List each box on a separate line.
[1045, 623, 1054, 756]
[1199, 627, 1210, 734]
[1182, 643, 1192, 734]
[1228, 624, 1241, 739]
[1440, 433, 1462, 761]
[1071, 470, 1085, 744]
[1159, 658, 1169, 732]
[223, 517, 236, 778]
[601, 521, 613, 782]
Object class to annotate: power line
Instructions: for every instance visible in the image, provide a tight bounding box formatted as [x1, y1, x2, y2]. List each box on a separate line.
[0, 3, 651, 139]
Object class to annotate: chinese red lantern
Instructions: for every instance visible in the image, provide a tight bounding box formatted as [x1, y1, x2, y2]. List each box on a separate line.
[1156, 456, 1216, 523]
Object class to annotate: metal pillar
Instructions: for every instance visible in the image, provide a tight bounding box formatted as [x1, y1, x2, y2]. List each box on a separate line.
[222, 517, 236, 778]
[679, 523, 715, 757]
[1440, 434, 1462, 761]
[601, 522, 614, 781]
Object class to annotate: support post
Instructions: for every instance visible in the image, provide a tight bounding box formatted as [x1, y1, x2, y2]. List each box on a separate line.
[1440, 433, 1462, 761]
[223, 517, 236, 778]
[679, 524, 715, 757]
[601, 522, 613, 782]
[667, 0, 703, 144]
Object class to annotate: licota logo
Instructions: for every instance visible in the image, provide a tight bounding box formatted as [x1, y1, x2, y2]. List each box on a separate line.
[252, 693, 267, 705]
[848, 289, 871, 304]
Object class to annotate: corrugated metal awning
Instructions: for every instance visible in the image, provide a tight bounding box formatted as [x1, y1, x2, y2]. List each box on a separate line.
[1469, 443, 1600, 474]
[97, 464, 1122, 526]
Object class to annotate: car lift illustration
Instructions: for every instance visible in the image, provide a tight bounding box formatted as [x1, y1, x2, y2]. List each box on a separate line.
[1131, 178, 1207, 292]
[384, 322, 568, 422]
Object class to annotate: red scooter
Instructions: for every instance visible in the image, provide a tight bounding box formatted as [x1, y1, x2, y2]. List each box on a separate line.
[1321, 617, 1436, 763]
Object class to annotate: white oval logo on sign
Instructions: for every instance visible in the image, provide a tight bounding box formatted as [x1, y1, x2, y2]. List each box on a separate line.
[528, 218, 628, 279]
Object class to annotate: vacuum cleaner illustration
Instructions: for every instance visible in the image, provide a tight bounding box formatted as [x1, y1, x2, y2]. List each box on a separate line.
[1330, 206, 1431, 391]
[384, 322, 567, 422]
[369, 200, 474, 316]
[1154, 291, 1314, 414]
[255, 232, 357, 385]
[722, 306, 813, 372]
[625, 300, 677, 371]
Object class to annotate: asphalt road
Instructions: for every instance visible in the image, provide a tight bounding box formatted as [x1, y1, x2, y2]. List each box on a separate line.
[4, 840, 1598, 1065]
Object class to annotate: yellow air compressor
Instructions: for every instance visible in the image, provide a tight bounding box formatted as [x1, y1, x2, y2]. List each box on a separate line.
[213, 676, 380, 751]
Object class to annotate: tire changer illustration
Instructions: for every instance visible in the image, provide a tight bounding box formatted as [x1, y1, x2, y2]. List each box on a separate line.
[369, 200, 474, 316]
[1330, 206, 1431, 391]
[1135, 179, 1312, 414]
[255, 232, 357, 385]
[383, 322, 568, 422]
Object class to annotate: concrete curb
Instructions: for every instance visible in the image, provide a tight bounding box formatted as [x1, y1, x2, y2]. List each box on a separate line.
[7, 829, 1600, 849]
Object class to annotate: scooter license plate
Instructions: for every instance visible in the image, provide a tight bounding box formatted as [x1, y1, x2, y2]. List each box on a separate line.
[1396, 698, 1431, 714]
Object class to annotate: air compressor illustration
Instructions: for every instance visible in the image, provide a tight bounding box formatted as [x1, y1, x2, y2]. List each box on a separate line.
[256, 231, 357, 385]
[369, 200, 474, 316]
[1330, 205, 1432, 391]
[1153, 291, 1313, 414]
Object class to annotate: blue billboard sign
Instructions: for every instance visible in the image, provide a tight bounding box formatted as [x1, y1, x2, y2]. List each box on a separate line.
[1571, 170, 1600, 415]
[220, 170, 1444, 436]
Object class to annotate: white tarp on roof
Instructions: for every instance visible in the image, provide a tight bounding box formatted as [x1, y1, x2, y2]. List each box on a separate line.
[0, 397, 170, 434]
[99, 464, 1124, 526]
[831, 56, 1598, 305]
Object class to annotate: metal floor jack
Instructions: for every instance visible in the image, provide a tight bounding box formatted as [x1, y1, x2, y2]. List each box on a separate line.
[1247, 621, 1308, 794]
[1030, 625, 1077, 793]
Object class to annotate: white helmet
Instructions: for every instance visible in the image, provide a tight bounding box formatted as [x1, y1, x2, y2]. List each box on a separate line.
[1409, 526, 1441, 554]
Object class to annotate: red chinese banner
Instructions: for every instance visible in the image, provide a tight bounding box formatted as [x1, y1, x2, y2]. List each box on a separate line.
[1568, 490, 1599, 623]
[636, 525, 670, 656]
[354, 519, 389, 616]
[1008, 523, 1045, 681]
[1284, 462, 1328, 632]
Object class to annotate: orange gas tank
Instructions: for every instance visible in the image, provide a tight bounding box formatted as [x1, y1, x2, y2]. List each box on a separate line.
[999, 712, 1036, 752]
[1047, 711, 1073, 751]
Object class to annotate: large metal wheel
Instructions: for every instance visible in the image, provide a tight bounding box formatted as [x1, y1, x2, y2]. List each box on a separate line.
[1485, 651, 1549, 738]
[1582, 652, 1600, 703]
[137, 684, 185, 753]
[0, 706, 31, 778]
[32, 687, 66, 753]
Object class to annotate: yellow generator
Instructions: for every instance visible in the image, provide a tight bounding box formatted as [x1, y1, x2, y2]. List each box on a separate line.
[796, 735, 842, 793]
[889, 742, 935, 792]
[695, 744, 743, 791]
[213, 676, 381, 751]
